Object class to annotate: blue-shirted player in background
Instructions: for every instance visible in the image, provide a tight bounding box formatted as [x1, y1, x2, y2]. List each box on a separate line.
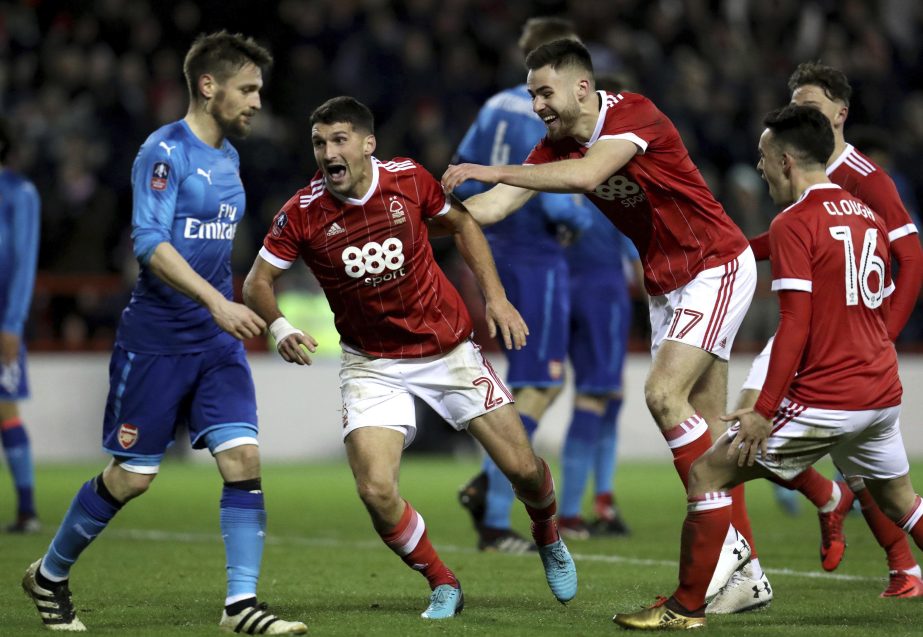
[0, 117, 42, 535]
[22, 32, 307, 634]
[557, 204, 639, 539]
[455, 17, 592, 553]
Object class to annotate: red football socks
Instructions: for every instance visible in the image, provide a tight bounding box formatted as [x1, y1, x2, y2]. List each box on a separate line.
[380, 501, 456, 589]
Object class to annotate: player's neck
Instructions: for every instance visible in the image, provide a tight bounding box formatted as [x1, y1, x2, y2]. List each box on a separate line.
[183, 110, 224, 149]
[571, 92, 601, 144]
[791, 169, 831, 201]
[828, 131, 847, 164]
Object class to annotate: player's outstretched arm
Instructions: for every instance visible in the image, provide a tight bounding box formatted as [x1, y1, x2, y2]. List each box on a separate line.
[442, 138, 638, 195]
[242, 256, 317, 365]
[148, 242, 266, 340]
[451, 183, 536, 226]
[433, 203, 529, 350]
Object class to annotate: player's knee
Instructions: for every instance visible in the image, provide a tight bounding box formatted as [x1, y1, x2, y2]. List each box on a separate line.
[504, 455, 542, 492]
[644, 378, 674, 423]
[107, 470, 156, 502]
[687, 455, 719, 496]
[355, 476, 399, 512]
[215, 443, 261, 481]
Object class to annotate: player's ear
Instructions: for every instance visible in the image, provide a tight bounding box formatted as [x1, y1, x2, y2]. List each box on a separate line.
[834, 104, 848, 129]
[198, 73, 216, 101]
[364, 134, 376, 156]
[576, 76, 590, 100]
[780, 152, 793, 176]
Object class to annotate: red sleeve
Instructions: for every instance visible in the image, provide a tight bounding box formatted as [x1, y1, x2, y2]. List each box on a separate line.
[262, 196, 304, 264]
[852, 168, 915, 232]
[596, 93, 662, 149]
[769, 214, 813, 284]
[524, 140, 556, 166]
[754, 290, 813, 419]
[749, 231, 770, 261]
[887, 233, 923, 340]
[413, 162, 450, 220]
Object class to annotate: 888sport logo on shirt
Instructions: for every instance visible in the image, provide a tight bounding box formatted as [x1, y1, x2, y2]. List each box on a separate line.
[593, 174, 646, 208]
[342, 238, 407, 287]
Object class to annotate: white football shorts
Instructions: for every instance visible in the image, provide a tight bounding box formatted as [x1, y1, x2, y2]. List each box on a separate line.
[649, 247, 756, 361]
[339, 339, 513, 447]
[726, 399, 908, 481]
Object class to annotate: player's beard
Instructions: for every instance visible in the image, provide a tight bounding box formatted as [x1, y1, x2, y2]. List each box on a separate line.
[546, 98, 580, 141]
[212, 90, 252, 139]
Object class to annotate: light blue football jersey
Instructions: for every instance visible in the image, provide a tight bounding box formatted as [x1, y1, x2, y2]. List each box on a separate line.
[0, 169, 40, 337]
[567, 205, 639, 278]
[119, 120, 244, 353]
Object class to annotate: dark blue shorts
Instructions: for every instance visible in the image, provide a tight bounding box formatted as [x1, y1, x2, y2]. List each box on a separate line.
[569, 270, 631, 394]
[0, 343, 29, 401]
[497, 257, 569, 388]
[102, 342, 257, 465]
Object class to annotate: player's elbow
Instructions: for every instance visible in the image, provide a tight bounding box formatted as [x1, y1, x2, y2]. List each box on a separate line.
[241, 270, 265, 309]
[569, 166, 615, 193]
[567, 174, 599, 193]
[132, 231, 169, 266]
[242, 264, 277, 310]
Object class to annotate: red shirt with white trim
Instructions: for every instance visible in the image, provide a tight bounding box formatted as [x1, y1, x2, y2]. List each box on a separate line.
[827, 144, 918, 242]
[750, 143, 921, 338]
[525, 91, 748, 295]
[762, 183, 901, 412]
[260, 157, 473, 358]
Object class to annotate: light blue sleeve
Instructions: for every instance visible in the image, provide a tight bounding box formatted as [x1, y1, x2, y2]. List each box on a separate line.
[453, 118, 488, 201]
[2, 181, 40, 334]
[539, 192, 594, 233]
[130, 139, 184, 264]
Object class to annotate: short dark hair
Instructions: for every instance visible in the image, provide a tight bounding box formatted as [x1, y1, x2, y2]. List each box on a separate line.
[788, 61, 852, 106]
[0, 117, 11, 163]
[183, 31, 273, 102]
[518, 17, 578, 57]
[525, 39, 594, 77]
[310, 96, 375, 135]
[763, 104, 834, 167]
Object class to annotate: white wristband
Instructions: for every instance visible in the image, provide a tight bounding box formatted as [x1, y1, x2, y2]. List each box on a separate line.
[269, 317, 303, 347]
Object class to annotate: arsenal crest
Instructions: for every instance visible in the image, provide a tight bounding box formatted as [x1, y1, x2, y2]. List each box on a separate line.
[118, 423, 139, 449]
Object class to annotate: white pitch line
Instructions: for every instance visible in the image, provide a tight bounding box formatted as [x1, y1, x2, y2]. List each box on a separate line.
[109, 528, 884, 584]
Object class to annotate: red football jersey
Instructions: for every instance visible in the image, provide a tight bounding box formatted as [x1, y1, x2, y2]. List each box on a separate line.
[260, 157, 473, 358]
[828, 143, 919, 240]
[525, 91, 748, 295]
[769, 183, 901, 410]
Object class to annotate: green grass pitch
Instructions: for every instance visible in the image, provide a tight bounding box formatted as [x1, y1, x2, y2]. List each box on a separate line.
[2, 458, 921, 635]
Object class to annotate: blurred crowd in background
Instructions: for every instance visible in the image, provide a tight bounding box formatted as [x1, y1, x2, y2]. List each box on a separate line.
[2, 0, 922, 350]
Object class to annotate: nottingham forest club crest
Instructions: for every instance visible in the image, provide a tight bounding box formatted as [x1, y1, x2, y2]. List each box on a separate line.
[389, 196, 406, 225]
[118, 423, 139, 449]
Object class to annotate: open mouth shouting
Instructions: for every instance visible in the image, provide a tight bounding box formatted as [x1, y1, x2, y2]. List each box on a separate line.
[326, 162, 348, 186]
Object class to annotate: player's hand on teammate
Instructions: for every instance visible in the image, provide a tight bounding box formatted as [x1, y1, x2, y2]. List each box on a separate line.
[276, 332, 318, 366]
[441, 163, 498, 193]
[722, 408, 771, 467]
[210, 299, 267, 340]
[485, 298, 529, 350]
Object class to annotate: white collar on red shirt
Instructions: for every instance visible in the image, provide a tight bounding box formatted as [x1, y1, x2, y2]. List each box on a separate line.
[781, 182, 841, 214]
[584, 90, 610, 147]
[327, 157, 381, 206]
[825, 143, 855, 176]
